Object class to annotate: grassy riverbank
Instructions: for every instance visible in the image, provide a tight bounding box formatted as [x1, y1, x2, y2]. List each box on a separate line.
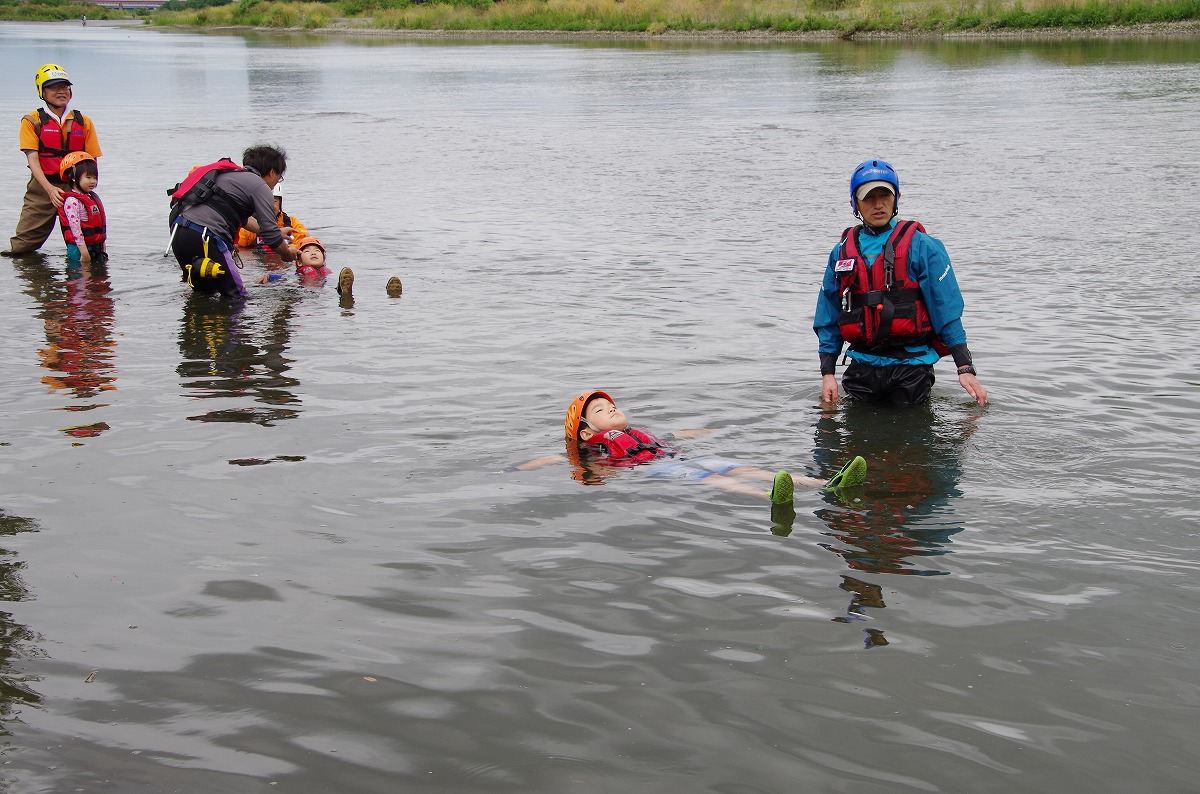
[0, 0, 137, 21]
[141, 0, 1200, 35]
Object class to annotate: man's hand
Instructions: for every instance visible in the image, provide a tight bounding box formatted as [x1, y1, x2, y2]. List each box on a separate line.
[959, 373, 988, 406]
[44, 183, 65, 209]
[821, 374, 840, 405]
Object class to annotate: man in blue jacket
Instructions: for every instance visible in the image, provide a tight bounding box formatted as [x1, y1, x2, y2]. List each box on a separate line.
[814, 160, 987, 407]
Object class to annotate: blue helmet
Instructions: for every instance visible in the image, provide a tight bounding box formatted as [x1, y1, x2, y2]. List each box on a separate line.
[850, 159, 900, 215]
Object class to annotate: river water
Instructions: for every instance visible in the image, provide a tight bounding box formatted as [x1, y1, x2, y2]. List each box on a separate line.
[0, 20, 1198, 793]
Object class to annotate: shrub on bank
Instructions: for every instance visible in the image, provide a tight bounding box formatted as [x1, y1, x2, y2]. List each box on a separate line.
[145, 0, 1200, 32]
[0, 0, 135, 21]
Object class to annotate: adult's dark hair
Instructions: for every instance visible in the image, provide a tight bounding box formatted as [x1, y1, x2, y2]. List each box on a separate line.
[242, 145, 287, 178]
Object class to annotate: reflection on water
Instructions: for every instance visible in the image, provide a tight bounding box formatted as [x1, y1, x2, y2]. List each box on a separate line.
[177, 293, 302, 425]
[9, 254, 117, 440]
[810, 402, 980, 646]
[0, 509, 43, 731]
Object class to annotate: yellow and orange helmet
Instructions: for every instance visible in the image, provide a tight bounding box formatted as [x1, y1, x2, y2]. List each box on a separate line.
[58, 151, 96, 181]
[292, 236, 325, 253]
[564, 390, 613, 442]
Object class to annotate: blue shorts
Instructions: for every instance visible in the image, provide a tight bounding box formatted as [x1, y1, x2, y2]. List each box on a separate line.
[645, 457, 745, 482]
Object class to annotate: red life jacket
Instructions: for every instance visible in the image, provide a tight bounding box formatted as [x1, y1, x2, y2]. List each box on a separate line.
[30, 108, 87, 179]
[57, 190, 106, 246]
[583, 427, 673, 465]
[167, 158, 247, 233]
[834, 220, 948, 357]
[296, 264, 329, 280]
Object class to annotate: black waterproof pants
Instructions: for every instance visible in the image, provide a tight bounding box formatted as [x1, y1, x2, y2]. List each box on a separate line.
[842, 360, 935, 407]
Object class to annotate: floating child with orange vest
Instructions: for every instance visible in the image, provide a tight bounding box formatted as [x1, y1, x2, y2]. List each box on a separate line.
[56, 151, 107, 265]
[518, 391, 867, 512]
[237, 183, 307, 248]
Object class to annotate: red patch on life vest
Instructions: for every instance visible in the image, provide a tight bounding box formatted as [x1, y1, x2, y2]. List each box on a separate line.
[835, 258, 856, 272]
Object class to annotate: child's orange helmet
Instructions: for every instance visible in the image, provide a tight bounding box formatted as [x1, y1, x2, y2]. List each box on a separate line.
[58, 151, 95, 181]
[564, 390, 613, 442]
[292, 236, 325, 253]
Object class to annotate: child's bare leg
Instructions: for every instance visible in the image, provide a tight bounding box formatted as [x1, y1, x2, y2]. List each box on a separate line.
[703, 474, 775, 499]
[727, 466, 825, 489]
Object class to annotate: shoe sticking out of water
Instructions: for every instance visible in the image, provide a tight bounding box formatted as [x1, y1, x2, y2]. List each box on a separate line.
[824, 455, 867, 491]
[337, 267, 354, 295]
[768, 470, 794, 505]
[386, 276, 403, 297]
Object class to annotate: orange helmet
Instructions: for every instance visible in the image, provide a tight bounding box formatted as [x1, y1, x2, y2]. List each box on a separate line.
[292, 236, 325, 253]
[564, 390, 613, 442]
[58, 151, 96, 181]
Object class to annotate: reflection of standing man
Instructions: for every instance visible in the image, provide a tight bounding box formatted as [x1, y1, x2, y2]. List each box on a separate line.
[813, 404, 977, 647]
[814, 160, 987, 407]
[2, 64, 102, 258]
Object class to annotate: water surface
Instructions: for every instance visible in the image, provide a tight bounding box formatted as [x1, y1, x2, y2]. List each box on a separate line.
[0, 21, 1198, 793]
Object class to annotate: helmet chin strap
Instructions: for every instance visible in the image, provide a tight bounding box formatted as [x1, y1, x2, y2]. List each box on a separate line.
[856, 201, 900, 231]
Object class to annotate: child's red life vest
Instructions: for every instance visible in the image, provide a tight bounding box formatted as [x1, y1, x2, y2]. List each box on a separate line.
[30, 108, 87, 179]
[57, 190, 106, 246]
[835, 220, 948, 357]
[167, 158, 246, 233]
[296, 264, 329, 281]
[583, 427, 673, 465]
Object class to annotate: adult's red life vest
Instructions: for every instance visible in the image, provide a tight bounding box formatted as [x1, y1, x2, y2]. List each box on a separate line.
[57, 190, 106, 246]
[583, 427, 673, 465]
[30, 109, 87, 179]
[167, 158, 247, 233]
[834, 220, 948, 357]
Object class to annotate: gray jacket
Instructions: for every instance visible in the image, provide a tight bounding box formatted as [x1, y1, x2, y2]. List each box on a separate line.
[177, 167, 282, 248]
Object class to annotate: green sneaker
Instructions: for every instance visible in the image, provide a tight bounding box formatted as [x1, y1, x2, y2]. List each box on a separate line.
[769, 470, 794, 505]
[824, 455, 867, 491]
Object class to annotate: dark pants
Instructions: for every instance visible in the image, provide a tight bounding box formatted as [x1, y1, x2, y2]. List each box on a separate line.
[842, 360, 935, 407]
[7, 173, 64, 254]
[171, 224, 246, 300]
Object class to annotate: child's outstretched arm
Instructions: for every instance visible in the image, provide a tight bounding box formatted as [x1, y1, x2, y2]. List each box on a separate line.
[669, 428, 715, 439]
[514, 454, 566, 471]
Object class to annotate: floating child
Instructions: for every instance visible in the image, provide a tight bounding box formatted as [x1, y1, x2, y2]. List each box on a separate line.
[255, 237, 401, 299]
[237, 183, 307, 248]
[255, 236, 331, 286]
[56, 151, 107, 266]
[519, 390, 867, 511]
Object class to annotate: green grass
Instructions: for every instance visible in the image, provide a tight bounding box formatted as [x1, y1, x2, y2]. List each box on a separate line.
[138, 0, 1200, 34]
[0, 0, 138, 22]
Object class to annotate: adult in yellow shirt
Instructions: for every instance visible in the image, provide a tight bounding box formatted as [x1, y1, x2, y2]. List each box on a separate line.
[3, 64, 102, 257]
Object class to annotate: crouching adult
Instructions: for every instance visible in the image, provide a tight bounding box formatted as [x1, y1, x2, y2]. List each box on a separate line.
[168, 144, 298, 299]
